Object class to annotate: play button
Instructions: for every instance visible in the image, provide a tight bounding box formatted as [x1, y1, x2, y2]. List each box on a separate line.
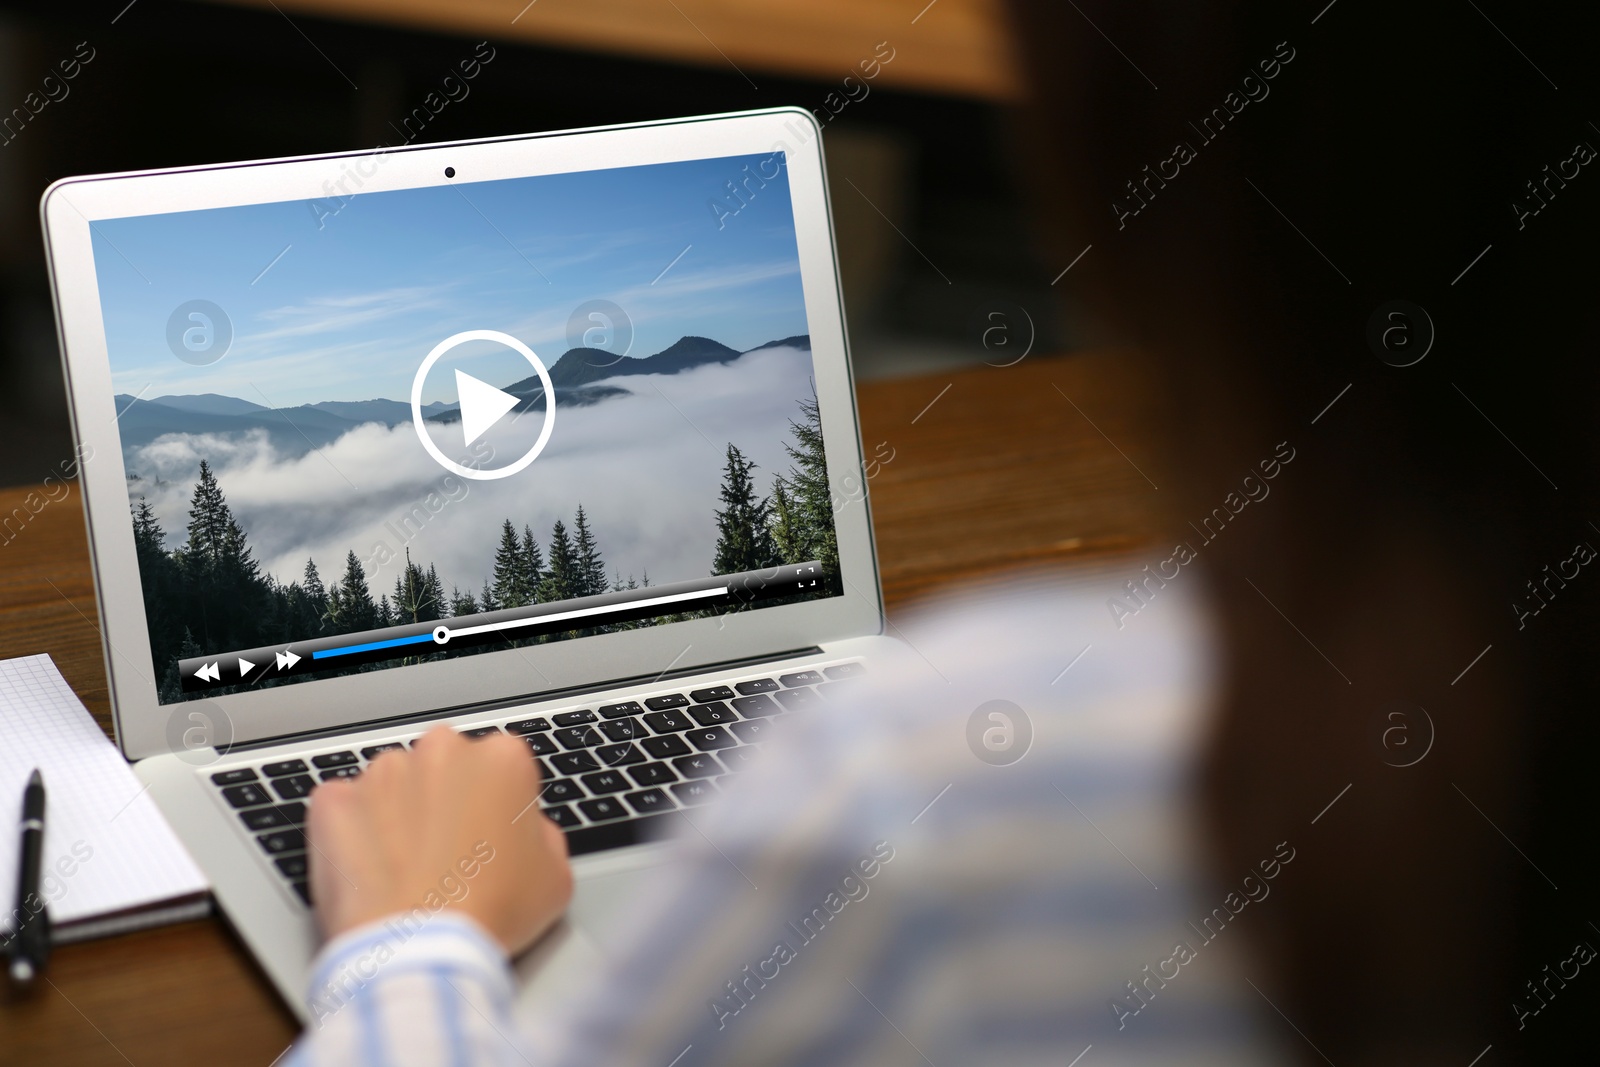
[455, 369, 521, 447]
[410, 329, 556, 481]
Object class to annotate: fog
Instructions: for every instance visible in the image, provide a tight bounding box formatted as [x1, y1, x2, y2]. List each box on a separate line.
[125, 345, 818, 598]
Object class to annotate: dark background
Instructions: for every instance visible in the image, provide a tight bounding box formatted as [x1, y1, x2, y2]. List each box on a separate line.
[0, 0, 1065, 488]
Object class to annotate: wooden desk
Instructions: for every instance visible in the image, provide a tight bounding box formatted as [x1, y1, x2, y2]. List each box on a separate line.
[0, 351, 1161, 1064]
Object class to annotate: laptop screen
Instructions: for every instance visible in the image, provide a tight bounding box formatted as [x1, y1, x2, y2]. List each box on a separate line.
[89, 152, 841, 705]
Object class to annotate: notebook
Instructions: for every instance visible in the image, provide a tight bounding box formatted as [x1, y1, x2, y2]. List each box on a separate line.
[0, 654, 210, 944]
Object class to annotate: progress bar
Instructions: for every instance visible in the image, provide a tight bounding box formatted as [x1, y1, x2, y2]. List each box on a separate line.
[431, 586, 727, 644]
[313, 633, 436, 660]
[178, 561, 825, 693]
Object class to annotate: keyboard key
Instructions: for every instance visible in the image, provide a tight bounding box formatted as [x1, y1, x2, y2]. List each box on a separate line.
[533, 758, 551, 780]
[578, 797, 628, 822]
[361, 742, 406, 759]
[824, 662, 866, 679]
[541, 778, 585, 803]
[550, 751, 601, 776]
[581, 770, 630, 795]
[644, 693, 690, 710]
[240, 804, 302, 831]
[506, 717, 553, 734]
[543, 804, 581, 828]
[274, 854, 309, 878]
[629, 762, 678, 787]
[690, 685, 735, 703]
[291, 881, 312, 905]
[688, 701, 738, 726]
[221, 783, 271, 808]
[735, 678, 779, 694]
[598, 717, 646, 742]
[595, 742, 644, 767]
[775, 687, 821, 711]
[779, 670, 824, 687]
[686, 726, 737, 751]
[640, 735, 691, 760]
[731, 695, 780, 718]
[643, 709, 694, 733]
[625, 788, 673, 814]
[262, 759, 309, 777]
[523, 733, 558, 756]
[257, 829, 306, 854]
[722, 747, 762, 771]
[320, 766, 361, 782]
[552, 710, 597, 727]
[211, 768, 257, 786]
[311, 751, 358, 769]
[728, 719, 772, 745]
[461, 725, 501, 739]
[671, 780, 719, 806]
[598, 701, 643, 719]
[554, 726, 602, 750]
[673, 753, 723, 779]
[273, 775, 315, 800]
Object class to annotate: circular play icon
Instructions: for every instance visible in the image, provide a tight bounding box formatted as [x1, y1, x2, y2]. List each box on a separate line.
[410, 329, 556, 480]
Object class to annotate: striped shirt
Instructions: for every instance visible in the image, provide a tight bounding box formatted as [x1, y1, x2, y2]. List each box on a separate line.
[286, 574, 1289, 1066]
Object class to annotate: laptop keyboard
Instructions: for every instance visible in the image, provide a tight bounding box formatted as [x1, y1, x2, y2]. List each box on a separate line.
[204, 661, 866, 907]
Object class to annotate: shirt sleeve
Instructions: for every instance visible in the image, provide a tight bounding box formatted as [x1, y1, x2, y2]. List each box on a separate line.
[283, 911, 531, 1067]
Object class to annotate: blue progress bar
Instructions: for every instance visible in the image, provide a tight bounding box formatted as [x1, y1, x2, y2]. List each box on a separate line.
[313, 633, 436, 660]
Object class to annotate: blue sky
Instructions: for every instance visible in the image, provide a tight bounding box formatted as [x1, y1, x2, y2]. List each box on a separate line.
[92, 152, 809, 407]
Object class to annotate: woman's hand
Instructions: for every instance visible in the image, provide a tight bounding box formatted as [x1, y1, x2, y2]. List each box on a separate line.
[306, 723, 572, 955]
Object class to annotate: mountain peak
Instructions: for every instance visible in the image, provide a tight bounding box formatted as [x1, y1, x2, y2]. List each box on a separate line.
[545, 335, 743, 391]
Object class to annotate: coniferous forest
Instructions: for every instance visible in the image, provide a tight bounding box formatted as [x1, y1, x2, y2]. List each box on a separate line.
[136, 396, 839, 702]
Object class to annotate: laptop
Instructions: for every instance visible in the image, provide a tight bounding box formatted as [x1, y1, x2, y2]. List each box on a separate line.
[39, 107, 893, 1020]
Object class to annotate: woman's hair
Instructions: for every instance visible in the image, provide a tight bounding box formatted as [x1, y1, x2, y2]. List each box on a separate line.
[1007, 1, 1600, 1058]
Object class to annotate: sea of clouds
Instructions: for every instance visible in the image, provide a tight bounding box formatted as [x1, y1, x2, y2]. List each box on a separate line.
[124, 345, 819, 599]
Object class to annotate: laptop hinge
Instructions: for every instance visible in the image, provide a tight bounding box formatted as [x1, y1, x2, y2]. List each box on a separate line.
[227, 645, 826, 752]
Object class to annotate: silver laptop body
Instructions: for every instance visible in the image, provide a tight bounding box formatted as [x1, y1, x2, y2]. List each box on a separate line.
[40, 108, 892, 1019]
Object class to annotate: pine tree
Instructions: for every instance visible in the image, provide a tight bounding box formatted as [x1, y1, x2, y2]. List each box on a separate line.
[520, 525, 544, 604]
[131, 498, 180, 664]
[300, 558, 329, 637]
[376, 594, 395, 628]
[571, 505, 607, 597]
[450, 587, 478, 617]
[479, 580, 500, 614]
[391, 548, 442, 624]
[713, 444, 779, 575]
[426, 565, 445, 620]
[773, 396, 838, 572]
[541, 519, 577, 603]
[327, 549, 378, 633]
[769, 481, 802, 564]
[492, 519, 531, 608]
[184, 460, 230, 568]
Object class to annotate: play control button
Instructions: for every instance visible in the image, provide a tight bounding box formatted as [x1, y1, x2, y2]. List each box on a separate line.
[410, 329, 556, 481]
[455, 369, 521, 447]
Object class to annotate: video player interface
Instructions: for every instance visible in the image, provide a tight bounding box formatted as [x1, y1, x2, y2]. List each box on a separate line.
[90, 152, 841, 704]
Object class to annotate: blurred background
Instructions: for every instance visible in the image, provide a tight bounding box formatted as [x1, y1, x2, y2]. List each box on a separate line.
[0, 0, 1072, 488]
[5, 1, 1600, 1064]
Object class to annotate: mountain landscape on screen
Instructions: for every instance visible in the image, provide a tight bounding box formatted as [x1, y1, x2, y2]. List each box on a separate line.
[113, 335, 810, 456]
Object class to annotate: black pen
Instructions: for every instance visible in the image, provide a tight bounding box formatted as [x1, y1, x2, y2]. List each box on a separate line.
[8, 769, 49, 985]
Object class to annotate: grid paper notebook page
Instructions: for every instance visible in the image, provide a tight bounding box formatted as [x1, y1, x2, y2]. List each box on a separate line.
[0, 654, 207, 933]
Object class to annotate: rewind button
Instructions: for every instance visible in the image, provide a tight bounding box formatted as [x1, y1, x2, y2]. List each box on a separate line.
[193, 661, 220, 683]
